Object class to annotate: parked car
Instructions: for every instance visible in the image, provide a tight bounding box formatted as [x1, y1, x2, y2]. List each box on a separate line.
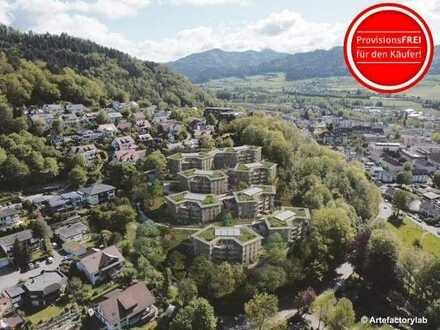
[46, 256, 54, 264]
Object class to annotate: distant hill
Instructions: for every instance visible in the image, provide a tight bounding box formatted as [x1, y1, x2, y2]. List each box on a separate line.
[167, 46, 440, 83]
[0, 25, 215, 107]
[167, 48, 290, 83]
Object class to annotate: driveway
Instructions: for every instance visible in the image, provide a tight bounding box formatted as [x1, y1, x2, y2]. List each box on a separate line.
[0, 250, 63, 293]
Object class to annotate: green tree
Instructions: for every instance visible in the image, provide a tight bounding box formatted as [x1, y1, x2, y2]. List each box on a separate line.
[177, 278, 198, 306]
[170, 298, 217, 330]
[392, 190, 409, 216]
[143, 150, 167, 175]
[326, 298, 355, 330]
[396, 171, 412, 185]
[69, 166, 88, 187]
[312, 290, 337, 329]
[96, 110, 110, 124]
[245, 292, 279, 330]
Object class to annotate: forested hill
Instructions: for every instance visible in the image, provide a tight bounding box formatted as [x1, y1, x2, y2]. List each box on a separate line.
[168, 46, 440, 83]
[0, 25, 216, 107]
[167, 48, 290, 83]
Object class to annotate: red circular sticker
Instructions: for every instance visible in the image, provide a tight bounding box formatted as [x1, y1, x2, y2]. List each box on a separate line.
[344, 3, 434, 93]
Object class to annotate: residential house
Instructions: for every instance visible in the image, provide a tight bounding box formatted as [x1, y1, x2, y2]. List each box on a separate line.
[112, 149, 146, 164]
[166, 192, 222, 224]
[108, 112, 123, 123]
[54, 221, 89, 243]
[94, 282, 157, 330]
[0, 230, 42, 269]
[97, 124, 119, 136]
[192, 225, 262, 265]
[204, 107, 243, 122]
[22, 271, 67, 307]
[0, 204, 22, 229]
[70, 145, 99, 163]
[112, 136, 137, 151]
[77, 246, 125, 285]
[79, 184, 116, 206]
[65, 104, 89, 114]
[117, 121, 132, 132]
[45, 192, 85, 214]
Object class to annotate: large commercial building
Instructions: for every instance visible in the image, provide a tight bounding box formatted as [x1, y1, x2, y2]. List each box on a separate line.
[192, 225, 262, 265]
[177, 169, 228, 194]
[166, 192, 222, 224]
[233, 185, 276, 219]
[263, 207, 311, 242]
[228, 161, 277, 186]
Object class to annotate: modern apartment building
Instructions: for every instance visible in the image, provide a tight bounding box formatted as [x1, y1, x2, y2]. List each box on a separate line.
[233, 185, 276, 219]
[263, 207, 311, 242]
[167, 151, 216, 174]
[167, 146, 263, 174]
[166, 192, 222, 224]
[177, 169, 228, 194]
[228, 161, 277, 186]
[214, 146, 262, 169]
[192, 225, 262, 265]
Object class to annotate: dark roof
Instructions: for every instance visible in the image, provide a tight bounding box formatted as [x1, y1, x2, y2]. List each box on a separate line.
[97, 282, 155, 325]
[0, 207, 20, 218]
[78, 245, 124, 274]
[0, 230, 33, 251]
[79, 183, 115, 196]
[4, 285, 25, 298]
[54, 222, 89, 241]
[23, 271, 67, 294]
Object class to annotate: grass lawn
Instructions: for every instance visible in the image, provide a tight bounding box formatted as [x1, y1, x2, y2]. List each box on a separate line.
[126, 222, 138, 243]
[386, 218, 440, 258]
[132, 321, 158, 330]
[26, 303, 69, 325]
[164, 228, 197, 251]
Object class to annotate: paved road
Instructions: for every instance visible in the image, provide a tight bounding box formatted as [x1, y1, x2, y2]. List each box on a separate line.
[270, 263, 354, 329]
[405, 212, 440, 238]
[376, 201, 440, 238]
[0, 250, 63, 293]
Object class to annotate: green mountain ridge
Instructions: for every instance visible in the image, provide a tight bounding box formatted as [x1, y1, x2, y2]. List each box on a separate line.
[0, 25, 216, 107]
[167, 46, 440, 83]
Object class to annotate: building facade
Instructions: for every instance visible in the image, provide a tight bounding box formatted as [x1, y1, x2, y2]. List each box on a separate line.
[166, 192, 222, 224]
[192, 225, 262, 265]
[177, 169, 228, 194]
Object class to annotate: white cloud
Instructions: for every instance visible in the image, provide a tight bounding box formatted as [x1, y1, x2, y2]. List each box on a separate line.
[130, 10, 345, 61]
[14, 0, 151, 19]
[165, 0, 252, 6]
[0, 0, 14, 24]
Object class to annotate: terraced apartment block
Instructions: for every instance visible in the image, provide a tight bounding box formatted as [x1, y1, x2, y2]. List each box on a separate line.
[167, 151, 217, 174]
[228, 161, 277, 186]
[213, 146, 262, 169]
[165, 191, 222, 224]
[233, 185, 276, 219]
[167, 146, 262, 174]
[264, 207, 311, 242]
[192, 225, 262, 265]
[177, 169, 229, 194]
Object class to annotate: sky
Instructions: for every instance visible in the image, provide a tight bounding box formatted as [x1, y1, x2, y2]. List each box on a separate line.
[0, 0, 440, 62]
